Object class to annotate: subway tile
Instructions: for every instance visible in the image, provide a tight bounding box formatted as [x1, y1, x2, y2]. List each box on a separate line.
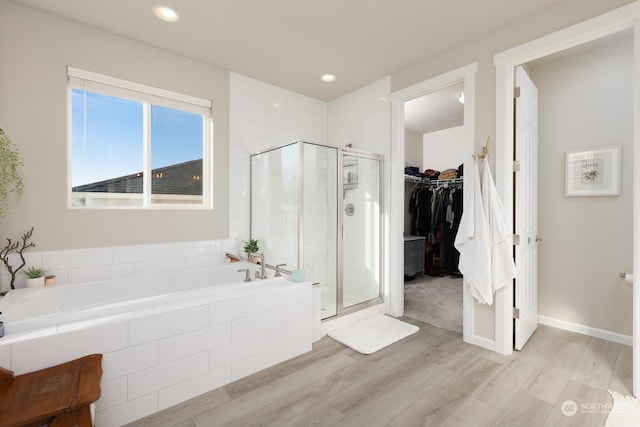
[269, 284, 311, 310]
[42, 247, 113, 270]
[186, 254, 225, 269]
[170, 241, 218, 258]
[0, 252, 42, 277]
[128, 306, 209, 346]
[128, 352, 208, 400]
[95, 376, 127, 411]
[211, 293, 269, 325]
[102, 342, 158, 381]
[231, 309, 286, 341]
[94, 393, 157, 427]
[159, 323, 231, 364]
[231, 347, 287, 381]
[10, 321, 128, 375]
[133, 258, 186, 276]
[158, 366, 231, 411]
[269, 320, 311, 349]
[209, 333, 269, 371]
[67, 263, 134, 284]
[286, 301, 312, 324]
[114, 243, 170, 264]
[0, 344, 10, 369]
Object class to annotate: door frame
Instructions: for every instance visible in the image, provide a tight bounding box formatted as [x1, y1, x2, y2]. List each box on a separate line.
[389, 63, 486, 348]
[493, 1, 640, 393]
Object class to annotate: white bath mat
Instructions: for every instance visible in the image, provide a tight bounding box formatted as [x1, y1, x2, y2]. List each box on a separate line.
[605, 390, 640, 426]
[327, 314, 419, 354]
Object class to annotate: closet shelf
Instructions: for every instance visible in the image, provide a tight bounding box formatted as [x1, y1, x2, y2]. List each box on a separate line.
[404, 174, 463, 187]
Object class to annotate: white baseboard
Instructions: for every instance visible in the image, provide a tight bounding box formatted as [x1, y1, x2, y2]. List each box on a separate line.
[538, 315, 632, 347]
[464, 333, 496, 352]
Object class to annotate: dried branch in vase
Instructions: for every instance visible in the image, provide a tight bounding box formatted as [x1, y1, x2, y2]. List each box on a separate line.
[0, 227, 35, 290]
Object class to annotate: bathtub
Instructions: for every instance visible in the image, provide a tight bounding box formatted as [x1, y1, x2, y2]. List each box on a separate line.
[0, 261, 314, 426]
[0, 262, 270, 334]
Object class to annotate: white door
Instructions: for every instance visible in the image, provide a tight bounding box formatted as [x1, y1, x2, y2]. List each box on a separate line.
[514, 65, 539, 350]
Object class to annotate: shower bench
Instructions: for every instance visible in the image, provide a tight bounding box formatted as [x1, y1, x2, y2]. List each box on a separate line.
[0, 353, 103, 427]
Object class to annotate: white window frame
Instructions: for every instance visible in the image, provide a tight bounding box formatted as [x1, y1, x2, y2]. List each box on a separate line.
[67, 66, 214, 210]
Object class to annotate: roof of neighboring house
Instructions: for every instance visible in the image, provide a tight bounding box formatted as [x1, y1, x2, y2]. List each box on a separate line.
[72, 159, 203, 195]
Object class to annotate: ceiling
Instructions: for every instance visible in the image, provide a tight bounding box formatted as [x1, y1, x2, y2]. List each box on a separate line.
[9, 0, 570, 102]
[404, 83, 464, 135]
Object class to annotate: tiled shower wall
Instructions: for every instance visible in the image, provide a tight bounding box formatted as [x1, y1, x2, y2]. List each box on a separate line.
[228, 73, 327, 243]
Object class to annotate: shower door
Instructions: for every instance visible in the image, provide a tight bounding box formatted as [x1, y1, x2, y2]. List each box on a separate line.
[340, 151, 382, 311]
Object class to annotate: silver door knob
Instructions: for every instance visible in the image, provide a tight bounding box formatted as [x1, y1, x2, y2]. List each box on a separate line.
[536, 236, 543, 242]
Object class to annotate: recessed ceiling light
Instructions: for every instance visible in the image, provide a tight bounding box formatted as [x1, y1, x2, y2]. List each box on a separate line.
[321, 74, 337, 83]
[152, 5, 180, 22]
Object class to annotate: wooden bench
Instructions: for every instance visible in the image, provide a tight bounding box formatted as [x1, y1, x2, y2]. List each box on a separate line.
[0, 354, 102, 427]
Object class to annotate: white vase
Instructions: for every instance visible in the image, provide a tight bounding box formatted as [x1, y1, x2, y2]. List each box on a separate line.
[25, 277, 45, 288]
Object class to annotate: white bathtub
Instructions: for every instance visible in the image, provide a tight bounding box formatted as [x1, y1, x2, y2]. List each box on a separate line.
[0, 262, 269, 334]
[0, 261, 314, 426]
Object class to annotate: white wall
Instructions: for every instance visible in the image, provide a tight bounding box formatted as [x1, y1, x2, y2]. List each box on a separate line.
[422, 126, 465, 172]
[529, 33, 633, 336]
[404, 129, 423, 236]
[0, 2, 230, 251]
[228, 73, 327, 243]
[328, 77, 391, 155]
[404, 129, 423, 170]
[391, 0, 634, 341]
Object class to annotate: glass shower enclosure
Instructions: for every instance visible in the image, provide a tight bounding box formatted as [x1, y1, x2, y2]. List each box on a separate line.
[250, 140, 383, 320]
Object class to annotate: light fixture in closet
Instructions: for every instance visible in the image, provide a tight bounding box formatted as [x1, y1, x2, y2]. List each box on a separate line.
[458, 92, 465, 104]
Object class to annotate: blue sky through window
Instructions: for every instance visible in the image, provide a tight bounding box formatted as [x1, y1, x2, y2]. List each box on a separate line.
[71, 89, 203, 187]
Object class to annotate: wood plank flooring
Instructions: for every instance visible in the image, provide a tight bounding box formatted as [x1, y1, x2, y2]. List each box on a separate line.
[125, 319, 631, 427]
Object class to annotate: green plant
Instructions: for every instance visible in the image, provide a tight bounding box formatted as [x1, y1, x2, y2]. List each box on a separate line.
[243, 238, 260, 254]
[23, 266, 48, 279]
[0, 128, 25, 217]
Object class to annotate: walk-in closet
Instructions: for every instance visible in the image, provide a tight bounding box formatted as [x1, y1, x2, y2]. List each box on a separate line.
[403, 83, 465, 334]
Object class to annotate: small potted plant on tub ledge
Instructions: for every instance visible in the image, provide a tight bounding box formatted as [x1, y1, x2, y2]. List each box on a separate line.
[24, 266, 48, 288]
[243, 238, 260, 263]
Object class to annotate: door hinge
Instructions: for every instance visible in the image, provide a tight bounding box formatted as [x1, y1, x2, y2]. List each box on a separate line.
[514, 87, 521, 98]
[513, 160, 520, 172]
[513, 307, 520, 319]
[513, 234, 520, 245]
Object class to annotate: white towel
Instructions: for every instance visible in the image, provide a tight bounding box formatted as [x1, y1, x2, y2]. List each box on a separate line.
[481, 158, 517, 293]
[454, 159, 493, 304]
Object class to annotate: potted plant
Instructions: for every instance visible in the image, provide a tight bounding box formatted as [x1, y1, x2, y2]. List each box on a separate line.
[243, 238, 260, 262]
[24, 266, 48, 288]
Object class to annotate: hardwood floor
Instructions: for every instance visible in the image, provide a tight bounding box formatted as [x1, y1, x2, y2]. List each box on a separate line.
[125, 319, 631, 427]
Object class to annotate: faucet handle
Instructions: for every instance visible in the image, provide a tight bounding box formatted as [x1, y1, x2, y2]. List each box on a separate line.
[237, 269, 252, 282]
[275, 263, 287, 277]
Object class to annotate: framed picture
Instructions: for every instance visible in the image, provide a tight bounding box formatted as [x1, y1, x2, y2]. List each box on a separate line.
[565, 145, 621, 196]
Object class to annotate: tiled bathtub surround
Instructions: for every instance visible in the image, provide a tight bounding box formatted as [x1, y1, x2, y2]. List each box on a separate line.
[0, 239, 240, 291]
[0, 239, 315, 426]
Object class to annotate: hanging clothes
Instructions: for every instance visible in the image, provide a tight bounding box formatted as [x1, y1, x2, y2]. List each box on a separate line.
[454, 159, 492, 304]
[481, 157, 517, 294]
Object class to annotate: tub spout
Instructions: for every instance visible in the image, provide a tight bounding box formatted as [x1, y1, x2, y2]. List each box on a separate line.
[237, 269, 252, 282]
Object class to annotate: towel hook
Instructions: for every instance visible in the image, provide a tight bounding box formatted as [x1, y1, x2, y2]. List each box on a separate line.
[474, 136, 490, 160]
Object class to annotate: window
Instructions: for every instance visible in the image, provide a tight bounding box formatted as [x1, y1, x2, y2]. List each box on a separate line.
[67, 67, 212, 208]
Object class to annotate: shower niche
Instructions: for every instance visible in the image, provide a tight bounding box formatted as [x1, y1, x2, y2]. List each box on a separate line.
[250, 140, 383, 320]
